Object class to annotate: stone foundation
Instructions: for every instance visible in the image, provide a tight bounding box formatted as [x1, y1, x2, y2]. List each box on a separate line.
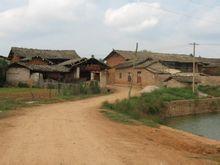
[163, 98, 220, 118]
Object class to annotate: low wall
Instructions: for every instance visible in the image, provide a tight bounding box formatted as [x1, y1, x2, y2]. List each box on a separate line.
[163, 98, 220, 118]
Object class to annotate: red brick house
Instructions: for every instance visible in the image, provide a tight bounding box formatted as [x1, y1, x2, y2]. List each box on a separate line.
[104, 49, 220, 87]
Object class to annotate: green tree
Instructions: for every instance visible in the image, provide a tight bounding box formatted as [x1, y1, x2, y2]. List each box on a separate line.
[0, 59, 8, 87]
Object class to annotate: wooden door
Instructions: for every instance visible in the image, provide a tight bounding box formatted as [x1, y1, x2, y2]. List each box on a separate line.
[137, 71, 142, 84]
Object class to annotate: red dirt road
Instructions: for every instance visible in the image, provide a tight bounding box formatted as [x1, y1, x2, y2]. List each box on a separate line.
[0, 86, 219, 165]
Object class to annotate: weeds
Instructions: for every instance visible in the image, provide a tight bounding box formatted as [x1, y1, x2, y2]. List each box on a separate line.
[102, 87, 198, 127]
[198, 85, 220, 97]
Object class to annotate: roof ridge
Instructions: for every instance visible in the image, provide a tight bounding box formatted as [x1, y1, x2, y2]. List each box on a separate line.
[11, 47, 76, 52]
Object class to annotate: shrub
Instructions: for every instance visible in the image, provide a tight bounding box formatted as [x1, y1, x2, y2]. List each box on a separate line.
[89, 81, 101, 94]
[18, 82, 29, 88]
[59, 81, 101, 97]
[0, 59, 8, 87]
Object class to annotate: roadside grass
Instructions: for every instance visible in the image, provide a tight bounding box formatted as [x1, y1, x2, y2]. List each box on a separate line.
[0, 82, 110, 116]
[198, 85, 220, 97]
[0, 87, 44, 93]
[0, 93, 106, 113]
[102, 87, 198, 127]
[101, 110, 135, 124]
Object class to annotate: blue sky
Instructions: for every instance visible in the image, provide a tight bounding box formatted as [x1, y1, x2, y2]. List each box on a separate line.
[0, 0, 220, 58]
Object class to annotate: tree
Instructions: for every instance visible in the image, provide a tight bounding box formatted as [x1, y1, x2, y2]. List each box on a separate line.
[0, 59, 8, 87]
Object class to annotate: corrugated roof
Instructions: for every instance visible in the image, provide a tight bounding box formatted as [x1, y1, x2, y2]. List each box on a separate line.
[9, 47, 80, 60]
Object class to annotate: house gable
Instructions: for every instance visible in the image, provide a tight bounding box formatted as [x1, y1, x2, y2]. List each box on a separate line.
[104, 50, 126, 67]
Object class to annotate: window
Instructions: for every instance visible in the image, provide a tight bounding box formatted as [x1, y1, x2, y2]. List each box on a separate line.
[137, 71, 141, 76]
[119, 73, 122, 79]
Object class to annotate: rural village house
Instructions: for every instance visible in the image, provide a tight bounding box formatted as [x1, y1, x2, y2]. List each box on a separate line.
[104, 49, 220, 87]
[6, 47, 108, 87]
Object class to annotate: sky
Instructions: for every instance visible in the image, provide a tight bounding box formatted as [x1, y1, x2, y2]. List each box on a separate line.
[0, 0, 220, 59]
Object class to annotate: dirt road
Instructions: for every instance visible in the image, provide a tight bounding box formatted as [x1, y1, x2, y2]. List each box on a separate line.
[0, 86, 219, 165]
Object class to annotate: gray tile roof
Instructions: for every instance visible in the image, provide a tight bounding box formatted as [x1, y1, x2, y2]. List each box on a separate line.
[9, 62, 70, 73]
[9, 47, 80, 60]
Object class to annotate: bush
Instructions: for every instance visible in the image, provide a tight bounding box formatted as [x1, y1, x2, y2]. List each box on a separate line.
[59, 81, 101, 97]
[18, 82, 29, 88]
[89, 81, 101, 94]
[0, 59, 8, 87]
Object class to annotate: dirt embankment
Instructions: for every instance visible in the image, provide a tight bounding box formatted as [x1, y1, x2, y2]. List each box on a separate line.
[0, 86, 219, 165]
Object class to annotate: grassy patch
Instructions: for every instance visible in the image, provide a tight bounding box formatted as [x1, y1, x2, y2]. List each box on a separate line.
[0, 87, 47, 94]
[101, 110, 135, 124]
[198, 85, 220, 97]
[0, 82, 109, 116]
[102, 87, 198, 127]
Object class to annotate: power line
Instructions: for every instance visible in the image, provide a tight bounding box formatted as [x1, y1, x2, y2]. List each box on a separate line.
[145, 3, 220, 25]
[200, 43, 220, 46]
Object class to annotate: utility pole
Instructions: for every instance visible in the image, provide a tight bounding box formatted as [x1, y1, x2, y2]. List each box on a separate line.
[128, 42, 139, 99]
[189, 42, 199, 93]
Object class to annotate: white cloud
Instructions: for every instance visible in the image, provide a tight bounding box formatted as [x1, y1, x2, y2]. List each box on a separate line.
[0, 0, 96, 37]
[195, 6, 220, 33]
[104, 2, 162, 32]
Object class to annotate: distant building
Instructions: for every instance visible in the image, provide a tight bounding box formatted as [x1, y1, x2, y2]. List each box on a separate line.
[6, 47, 108, 87]
[104, 49, 220, 87]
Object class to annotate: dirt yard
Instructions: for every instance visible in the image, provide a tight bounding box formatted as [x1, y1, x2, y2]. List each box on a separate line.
[0, 86, 219, 165]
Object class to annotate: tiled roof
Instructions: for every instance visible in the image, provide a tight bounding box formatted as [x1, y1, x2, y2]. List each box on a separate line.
[9, 47, 80, 60]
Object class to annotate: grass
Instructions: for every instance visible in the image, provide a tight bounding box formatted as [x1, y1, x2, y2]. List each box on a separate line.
[0, 82, 108, 115]
[0, 87, 48, 94]
[198, 85, 220, 97]
[101, 110, 135, 124]
[0, 99, 27, 112]
[102, 87, 198, 127]
[0, 93, 105, 113]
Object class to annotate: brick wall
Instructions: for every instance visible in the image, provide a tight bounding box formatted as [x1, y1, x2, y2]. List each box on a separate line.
[27, 58, 48, 65]
[115, 68, 160, 86]
[107, 68, 116, 84]
[106, 53, 125, 67]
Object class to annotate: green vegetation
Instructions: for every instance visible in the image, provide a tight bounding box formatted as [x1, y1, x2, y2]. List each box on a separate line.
[0, 81, 108, 115]
[101, 110, 135, 124]
[102, 88, 198, 127]
[0, 87, 45, 93]
[198, 85, 220, 97]
[59, 81, 101, 96]
[0, 59, 8, 87]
